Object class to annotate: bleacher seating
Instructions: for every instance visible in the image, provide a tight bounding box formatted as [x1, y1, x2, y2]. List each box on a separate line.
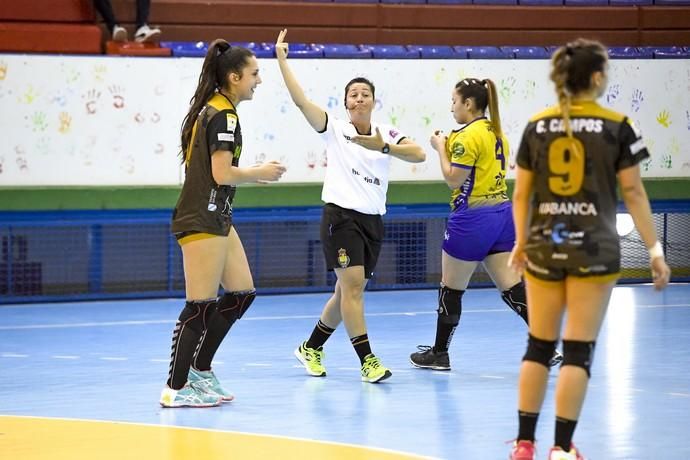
[1, 0, 688, 55]
[287, 43, 324, 58]
[361, 44, 421, 58]
[649, 45, 690, 57]
[565, 0, 609, 5]
[408, 45, 459, 58]
[105, 41, 171, 56]
[0, 0, 101, 54]
[121, 0, 689, 47]
[322, 44, 373, 58]
[501, 46, 551, 58]
[458, 46, 512, 58]
[160, 41, 688, 59]
[608, 45, 654, 58]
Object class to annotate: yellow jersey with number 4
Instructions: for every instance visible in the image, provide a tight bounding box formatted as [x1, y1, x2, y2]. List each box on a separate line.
[446, 117, 510, 212]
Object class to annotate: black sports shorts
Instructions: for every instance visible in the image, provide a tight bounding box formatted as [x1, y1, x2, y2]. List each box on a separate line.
[320, 203, 384, 279]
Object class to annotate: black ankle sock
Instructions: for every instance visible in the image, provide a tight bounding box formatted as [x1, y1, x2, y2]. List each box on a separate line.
[350, 333, 372, 364]
[306, 320, 336, 349]
[555, 416, 578, 451]
[518, 410, 540, 442]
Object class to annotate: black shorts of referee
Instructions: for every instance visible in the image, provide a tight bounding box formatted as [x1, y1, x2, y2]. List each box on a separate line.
[320, 203, 383, 279]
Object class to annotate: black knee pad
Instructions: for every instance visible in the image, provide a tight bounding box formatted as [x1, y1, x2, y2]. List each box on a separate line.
[562, 340, 596, 377]
[217, 289, 257, 323]
[178, 298, 217, 334]
[501, 281, 528, 322]
[437, 285, 464, 325]
[523, 334, 557, 368]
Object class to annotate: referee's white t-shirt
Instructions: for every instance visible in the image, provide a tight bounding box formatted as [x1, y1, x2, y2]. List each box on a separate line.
[320, 114, 406, 215]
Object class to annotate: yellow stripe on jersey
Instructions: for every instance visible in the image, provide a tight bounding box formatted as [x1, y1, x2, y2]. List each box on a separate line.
[446, 118, 509, 209]
[529, 100, 626, 123]
[185, 94, 237, 167]
[207, 93, 235, 112]
[185, 119, 199, 167]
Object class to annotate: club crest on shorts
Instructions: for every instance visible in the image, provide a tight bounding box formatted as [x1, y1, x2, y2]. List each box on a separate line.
[337, 248, 350, 268]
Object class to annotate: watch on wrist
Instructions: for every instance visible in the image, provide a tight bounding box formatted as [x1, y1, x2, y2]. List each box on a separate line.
[381, 143, 390, 154]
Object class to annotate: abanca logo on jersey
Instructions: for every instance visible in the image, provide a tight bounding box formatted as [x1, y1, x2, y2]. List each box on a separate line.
[538, 202, 598, 216]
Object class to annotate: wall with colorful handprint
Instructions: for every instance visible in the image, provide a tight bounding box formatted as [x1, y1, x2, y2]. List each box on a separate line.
[1, 54, 688, 186]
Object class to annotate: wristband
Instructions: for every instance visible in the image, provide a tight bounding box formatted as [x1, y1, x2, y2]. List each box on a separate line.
[648, 241, 664, 260]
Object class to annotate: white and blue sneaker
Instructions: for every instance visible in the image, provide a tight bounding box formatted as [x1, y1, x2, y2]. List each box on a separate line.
[159, 384, 221, 408]
[188, 367, 234, 402]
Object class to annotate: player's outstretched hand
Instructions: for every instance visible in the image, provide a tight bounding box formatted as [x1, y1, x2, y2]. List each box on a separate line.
[276, 29, 289, 60]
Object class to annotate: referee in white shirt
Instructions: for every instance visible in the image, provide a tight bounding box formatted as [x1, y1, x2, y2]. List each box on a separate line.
[276, 29, 426, 383]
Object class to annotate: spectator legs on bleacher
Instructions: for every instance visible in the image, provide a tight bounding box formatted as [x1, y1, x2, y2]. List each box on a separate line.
[92, 0, 161, 43]
[132, 0, 161, 42]
[93, 0, 126, 41]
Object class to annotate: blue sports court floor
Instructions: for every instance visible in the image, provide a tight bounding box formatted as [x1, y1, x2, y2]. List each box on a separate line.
[1, 284, 689, 459]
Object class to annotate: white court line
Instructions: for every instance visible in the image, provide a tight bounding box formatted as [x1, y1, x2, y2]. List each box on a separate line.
[479, 375, 505, 380]
[1, 303, 688, 331]
[0, 309, 494, 331]
[100, 357, 128, 361]
[668, 392, 690, 398]
[637, 304, 690, 309]
[52, 355, 80, 360]
[0, 320, 173, 330]
[1, 353, 29, 358]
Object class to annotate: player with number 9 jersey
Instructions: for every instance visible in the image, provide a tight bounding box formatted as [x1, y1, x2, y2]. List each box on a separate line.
[516, 103, 649, 280]
[508, 39, 670, 460]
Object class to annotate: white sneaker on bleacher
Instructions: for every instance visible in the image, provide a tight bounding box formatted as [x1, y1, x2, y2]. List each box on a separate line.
[134, 24, 161, 43]
[112, 25, 127, 42]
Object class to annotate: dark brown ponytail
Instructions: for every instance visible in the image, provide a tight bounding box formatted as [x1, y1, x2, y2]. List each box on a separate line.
[179, 40, 255, 163]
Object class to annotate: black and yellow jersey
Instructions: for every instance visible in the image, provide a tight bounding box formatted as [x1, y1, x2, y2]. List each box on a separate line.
[171, 93, 243, 236]
[516, 100, 650, 273]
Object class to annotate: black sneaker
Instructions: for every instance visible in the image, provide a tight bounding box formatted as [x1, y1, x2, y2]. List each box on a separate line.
[410, 345, 450, 371]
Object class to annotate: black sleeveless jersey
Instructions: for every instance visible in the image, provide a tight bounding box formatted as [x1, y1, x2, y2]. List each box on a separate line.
[516, 100, 650, 273]
[172, 93, 243, 236]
